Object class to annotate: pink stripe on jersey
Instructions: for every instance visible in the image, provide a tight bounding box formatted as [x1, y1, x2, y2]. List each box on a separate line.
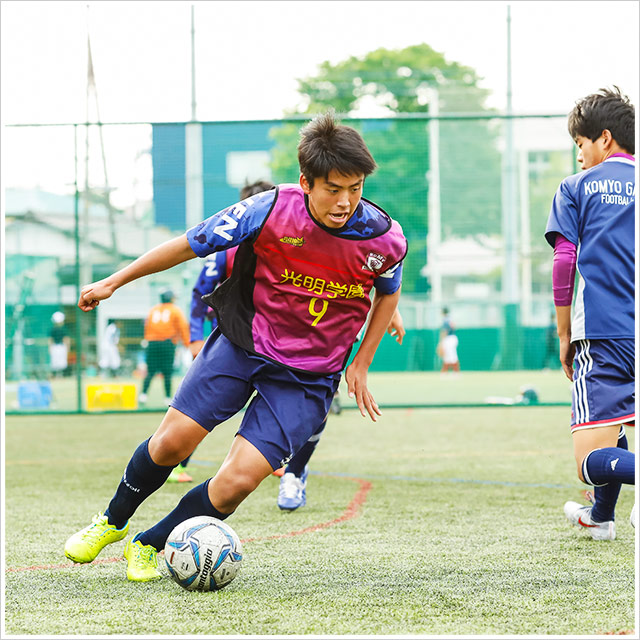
[553, 234, 577, 306]
[608, 152, 635, 161]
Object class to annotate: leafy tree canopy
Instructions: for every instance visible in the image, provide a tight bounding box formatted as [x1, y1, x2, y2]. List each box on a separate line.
[270, 44, 503, 293]
[294, 43, 490, 115]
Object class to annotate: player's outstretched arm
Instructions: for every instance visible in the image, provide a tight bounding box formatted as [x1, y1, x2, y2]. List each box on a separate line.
[345, 288, 401, 421]
[78, 235, 197, 312]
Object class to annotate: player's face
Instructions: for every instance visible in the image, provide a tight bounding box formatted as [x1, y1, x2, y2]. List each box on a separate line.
[575, 135, 606, 170]
[300, 171, 364, 229]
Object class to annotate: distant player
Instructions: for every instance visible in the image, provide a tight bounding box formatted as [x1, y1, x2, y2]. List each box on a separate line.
[99, 321, 121, 377]
[437, 307, 459, 374]
[49, 311, 69, 378]
[65, 112, 408, 580]
[545, 87, 635, 540]
[139, 290, 190, 406]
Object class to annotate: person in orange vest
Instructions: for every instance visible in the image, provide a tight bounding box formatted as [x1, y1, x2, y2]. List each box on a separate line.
[139, 290, 190, 406]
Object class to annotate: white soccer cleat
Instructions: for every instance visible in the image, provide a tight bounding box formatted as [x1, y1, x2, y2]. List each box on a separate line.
[277, 469, 308, 511]
[564, 501, 616, 541]
[630, 504, 636, 529]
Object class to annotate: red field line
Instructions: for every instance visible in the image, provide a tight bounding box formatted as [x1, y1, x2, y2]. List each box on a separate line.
[242, 475, 371, 543]
[6, 475, 372, 574]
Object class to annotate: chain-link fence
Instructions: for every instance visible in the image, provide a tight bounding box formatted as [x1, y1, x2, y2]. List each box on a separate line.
[5, 113, 576, 412]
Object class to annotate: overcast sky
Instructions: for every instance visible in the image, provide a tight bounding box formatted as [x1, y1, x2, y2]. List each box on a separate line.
[2, 0, 639, 124]
[1, 0, 638, 207]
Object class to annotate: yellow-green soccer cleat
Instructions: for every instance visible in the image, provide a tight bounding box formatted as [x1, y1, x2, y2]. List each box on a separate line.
[64, 512, 129, 563]
[166, 464, 193, 484]
[124, 536, 162, 582]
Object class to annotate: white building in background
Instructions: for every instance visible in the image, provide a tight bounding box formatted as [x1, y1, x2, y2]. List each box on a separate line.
[5, 187, 200, 368]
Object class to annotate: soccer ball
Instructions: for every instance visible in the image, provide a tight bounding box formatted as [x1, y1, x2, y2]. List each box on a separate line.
[164, 516, 243, 591]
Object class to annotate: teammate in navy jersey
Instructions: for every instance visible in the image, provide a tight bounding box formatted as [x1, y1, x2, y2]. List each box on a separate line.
[187, 250, 235, 356]
[65, 112, 408, 580]
[188, 181, 275, 357]
[168, 182, 271, 484]
[545, 87, 636, 540]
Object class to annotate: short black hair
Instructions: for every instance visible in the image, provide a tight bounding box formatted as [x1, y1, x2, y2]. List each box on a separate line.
[568, 86, 635, 154]
[160, 289, 174, 303]
[240, 180, 274, 200]
[297, 111, 377, 187]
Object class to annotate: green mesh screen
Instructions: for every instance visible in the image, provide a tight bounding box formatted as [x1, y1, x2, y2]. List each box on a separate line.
[5, 115, 576, 412]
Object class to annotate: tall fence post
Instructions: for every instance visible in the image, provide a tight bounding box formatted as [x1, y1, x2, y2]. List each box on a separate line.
[500, 5, 522, 370]
[74, 124, 83, 412]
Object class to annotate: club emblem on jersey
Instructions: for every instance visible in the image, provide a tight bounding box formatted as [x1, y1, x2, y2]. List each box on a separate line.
[279, 236, 305, 247]
[362, 252, 386, 272]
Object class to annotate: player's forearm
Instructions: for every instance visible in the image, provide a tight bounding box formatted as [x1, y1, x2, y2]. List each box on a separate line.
[555, 305, 572, 339]
[105, 235, 197, 292]
[352, 289, 400, 368]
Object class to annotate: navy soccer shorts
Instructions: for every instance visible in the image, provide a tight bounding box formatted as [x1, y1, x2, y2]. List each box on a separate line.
[571, 338, 635, 432]
[171, 329, 340, 469]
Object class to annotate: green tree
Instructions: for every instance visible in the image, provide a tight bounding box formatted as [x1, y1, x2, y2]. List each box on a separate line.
[269, 44, 502, 293]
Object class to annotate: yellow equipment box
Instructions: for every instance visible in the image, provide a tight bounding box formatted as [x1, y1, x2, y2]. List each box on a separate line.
[86, 384, 138, 411]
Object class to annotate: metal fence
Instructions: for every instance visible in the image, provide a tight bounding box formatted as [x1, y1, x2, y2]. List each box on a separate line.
[4, 113, 576, 412]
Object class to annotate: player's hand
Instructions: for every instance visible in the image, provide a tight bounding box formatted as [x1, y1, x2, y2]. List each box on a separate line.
[387, 309, 405, 345]
[344, 360, 382, 422]
[78, 280, 116, 312]
[559, 336, 575, 381]
[189, 340, 204, 358]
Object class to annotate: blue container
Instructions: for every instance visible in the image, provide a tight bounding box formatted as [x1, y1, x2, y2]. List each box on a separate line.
[17, 381, 53, 408]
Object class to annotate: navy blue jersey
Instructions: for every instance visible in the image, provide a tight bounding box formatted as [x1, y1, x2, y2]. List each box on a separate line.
[190, 251, 231, 342]
[545, 156, 635, 340]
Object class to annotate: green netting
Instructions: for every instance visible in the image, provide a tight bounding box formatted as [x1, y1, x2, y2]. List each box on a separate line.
[4, 114, 575, 413]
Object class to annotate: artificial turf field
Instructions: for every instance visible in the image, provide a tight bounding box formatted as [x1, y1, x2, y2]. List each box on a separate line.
[3, 376, 637, 636]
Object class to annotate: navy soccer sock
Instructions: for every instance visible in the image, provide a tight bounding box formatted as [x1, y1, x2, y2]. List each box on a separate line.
[584, 432, 635, 522]
[285, 419, 326, 477]
[104, 438, 175, 529]
[180, 453, 192, 468]
[137, 479, 232, 551]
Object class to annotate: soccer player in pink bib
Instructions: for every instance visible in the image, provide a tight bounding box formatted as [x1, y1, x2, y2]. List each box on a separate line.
[545, 87, 636, 540]
[65, 112, 408, 580]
